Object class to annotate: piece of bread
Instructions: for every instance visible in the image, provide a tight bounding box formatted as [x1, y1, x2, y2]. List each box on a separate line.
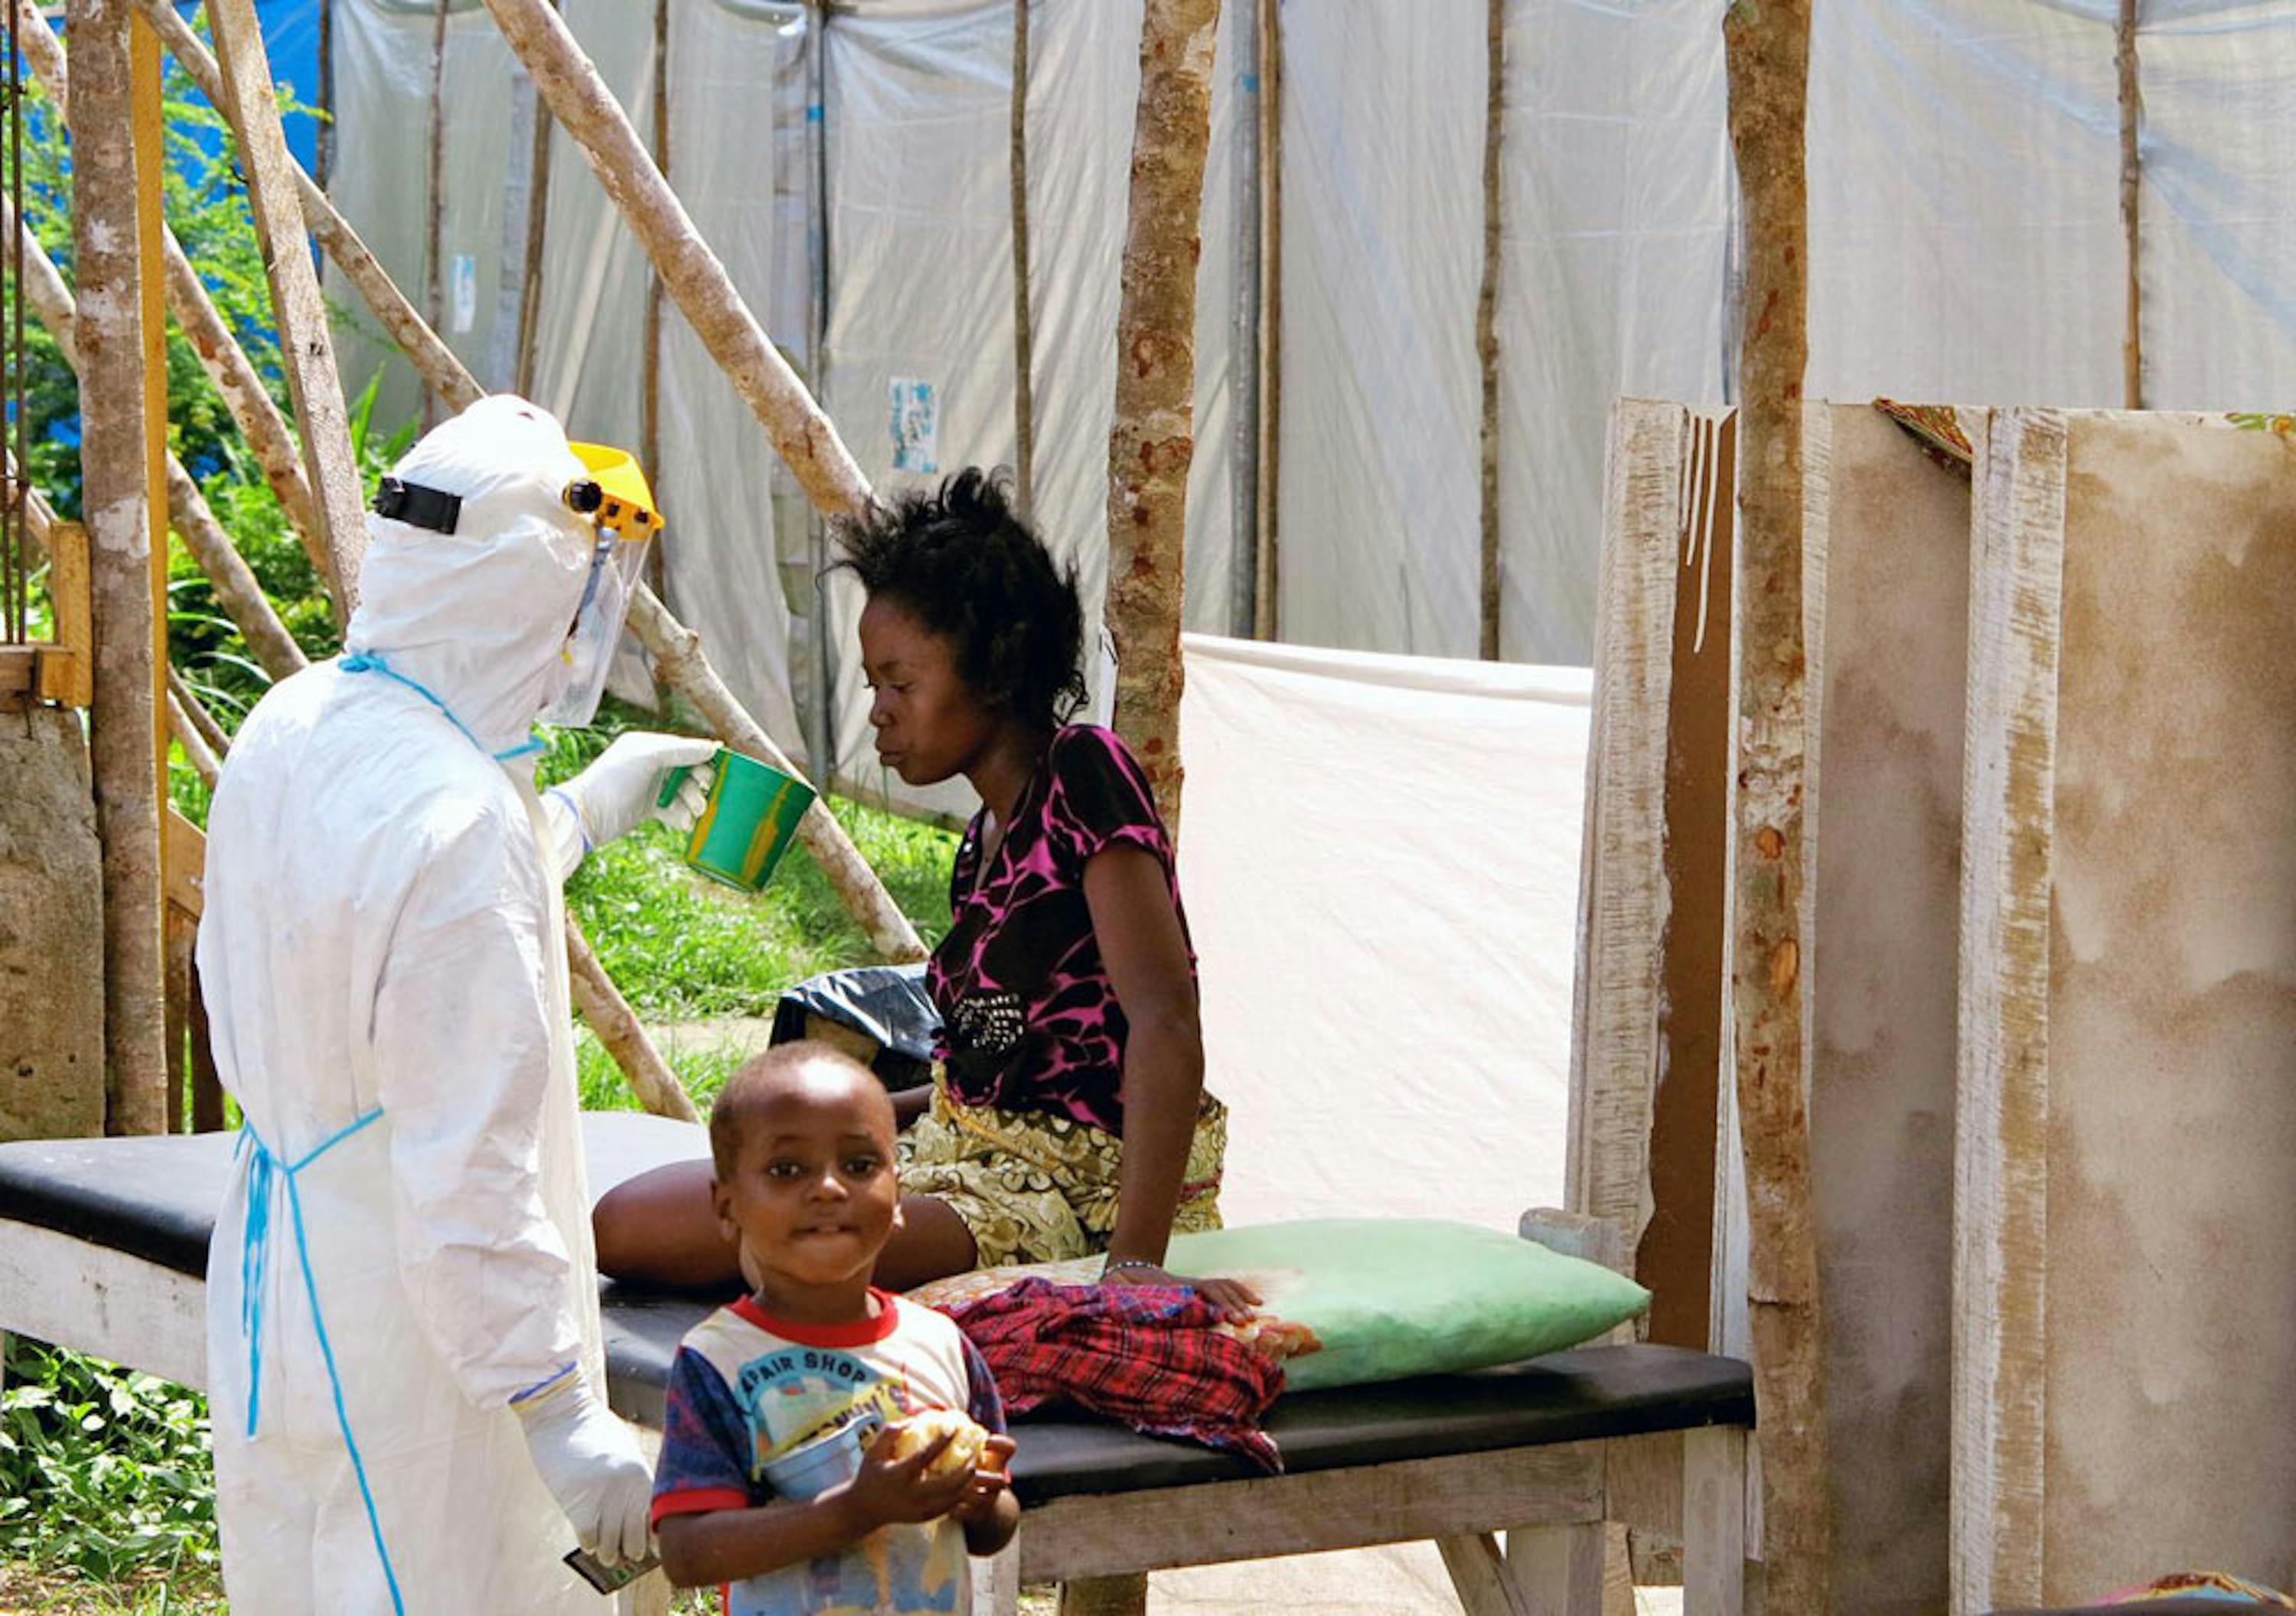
[886, 1408, 988, 1478]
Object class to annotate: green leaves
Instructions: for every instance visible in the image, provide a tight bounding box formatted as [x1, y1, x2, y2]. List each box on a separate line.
[0, 1337, 217, 1589]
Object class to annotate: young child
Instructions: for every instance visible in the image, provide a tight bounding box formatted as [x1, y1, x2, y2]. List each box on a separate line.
[651, 1042, 1019, 1612]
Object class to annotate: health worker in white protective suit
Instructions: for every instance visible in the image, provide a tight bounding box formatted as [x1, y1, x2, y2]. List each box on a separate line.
[200, 396, 719, 1613]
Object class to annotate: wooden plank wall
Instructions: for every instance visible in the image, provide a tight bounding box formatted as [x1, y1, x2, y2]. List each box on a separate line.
[1590, 402, 2296, 1611]
[1954, 412, 2296, 1607]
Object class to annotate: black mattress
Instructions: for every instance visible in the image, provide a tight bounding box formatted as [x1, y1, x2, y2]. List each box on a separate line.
[0, 1117, 1754, 1507]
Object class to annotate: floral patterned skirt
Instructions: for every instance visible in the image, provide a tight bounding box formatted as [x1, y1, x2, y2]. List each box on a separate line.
[898, 1068, 1226, 1269]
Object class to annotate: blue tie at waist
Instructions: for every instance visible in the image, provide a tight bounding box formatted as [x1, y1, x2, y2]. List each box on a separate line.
[236, 1106, 403, 1615]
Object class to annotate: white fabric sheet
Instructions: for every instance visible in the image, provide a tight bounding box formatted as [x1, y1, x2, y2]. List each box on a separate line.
[1175, 633, 1586, 1231]
[328, 0, 2296, 779]
[1274, 4, 1485, 660]
[1148, 632, 1587, 1616]
[1498, 0, 1734, 664]
[654, 2, 810, 755]
[1805, 0, 2124, 406]
[328, 0, 518, 425]
[817, 0, 1019, 816]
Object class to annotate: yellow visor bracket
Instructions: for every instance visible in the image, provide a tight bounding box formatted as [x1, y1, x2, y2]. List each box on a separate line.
[563, 441, 664, 540]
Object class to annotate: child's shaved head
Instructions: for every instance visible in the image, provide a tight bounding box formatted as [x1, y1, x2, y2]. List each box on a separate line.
[709, 1041, 896, 1179]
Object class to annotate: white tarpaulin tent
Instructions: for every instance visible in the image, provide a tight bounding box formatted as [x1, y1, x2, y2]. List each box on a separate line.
[326, 0, 2296, 800]
[328, 0, 2296, 744]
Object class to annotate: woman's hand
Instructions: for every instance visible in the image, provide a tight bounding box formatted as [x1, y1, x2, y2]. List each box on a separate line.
[1101, 1260, 1262, 1323]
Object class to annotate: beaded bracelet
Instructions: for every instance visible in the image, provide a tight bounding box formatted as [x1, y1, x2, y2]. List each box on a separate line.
[1101, 1256, 1162, 1279]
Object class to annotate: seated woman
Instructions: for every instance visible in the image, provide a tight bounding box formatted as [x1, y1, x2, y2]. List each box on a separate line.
[593, 469, 1256, 1315]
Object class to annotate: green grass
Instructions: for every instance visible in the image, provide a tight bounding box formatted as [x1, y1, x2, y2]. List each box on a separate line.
[565, 795, 956, 1025]
[5, 796, 958, 1604]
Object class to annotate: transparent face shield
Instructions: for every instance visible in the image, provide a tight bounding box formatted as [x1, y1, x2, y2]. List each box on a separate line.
[535, 443, 663, 729]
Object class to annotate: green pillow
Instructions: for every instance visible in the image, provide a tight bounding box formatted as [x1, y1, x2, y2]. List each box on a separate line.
[910, 1217, 1651, 1394]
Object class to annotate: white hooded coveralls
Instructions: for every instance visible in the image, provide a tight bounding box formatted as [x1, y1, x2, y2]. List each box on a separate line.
[201, 399, 621, 1613]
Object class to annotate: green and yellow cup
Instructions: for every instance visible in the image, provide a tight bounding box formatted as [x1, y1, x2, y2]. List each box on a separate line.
[657, 748, 817, 893]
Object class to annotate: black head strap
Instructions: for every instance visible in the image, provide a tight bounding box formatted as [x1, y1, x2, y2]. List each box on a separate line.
[372, 477, 462, 535]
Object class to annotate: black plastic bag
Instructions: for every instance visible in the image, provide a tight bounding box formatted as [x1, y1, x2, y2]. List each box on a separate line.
[770, 963, 941, 1092]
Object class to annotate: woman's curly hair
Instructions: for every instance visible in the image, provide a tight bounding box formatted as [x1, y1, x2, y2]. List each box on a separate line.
[833, 468, 1088, 730]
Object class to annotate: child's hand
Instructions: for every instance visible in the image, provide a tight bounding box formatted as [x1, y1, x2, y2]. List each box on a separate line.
[841, 1425, 974, 1528]
[947, 1434, 1017, 1526]
[1101, 1261, 1262, 1324]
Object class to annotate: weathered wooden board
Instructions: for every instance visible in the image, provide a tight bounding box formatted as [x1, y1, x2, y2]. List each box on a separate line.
[1570, 399, 1736, 1311]
[1955, 411, 2296, 1607]
[1802, 402, 1974, 1614]
[1583, 400, 1975, 1608]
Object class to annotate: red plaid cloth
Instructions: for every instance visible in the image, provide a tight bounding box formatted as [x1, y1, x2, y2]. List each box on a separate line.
[947, 1278, 1284, 1471]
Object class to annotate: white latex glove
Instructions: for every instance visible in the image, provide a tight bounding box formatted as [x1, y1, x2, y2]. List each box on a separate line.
[554, 732, 718, 852]
[514, 1377, 656, 1567]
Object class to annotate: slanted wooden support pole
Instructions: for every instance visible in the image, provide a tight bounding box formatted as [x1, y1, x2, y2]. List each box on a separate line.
[68, 0, 167, 1135]
[1723, 0, 1831, 1609]
[1104, 0, 1221, 833]
[204, 0, 369, 607]
[480, 0, 870, 520]
[564, 921, 698, 1125]
[2, 189, 306, 680]
[13, 0, 331, 609]
[476, 0, 928, 960]
[167, 688, 220, 788]
[165, 667, 230, 767]
[140, 0, 487, 413]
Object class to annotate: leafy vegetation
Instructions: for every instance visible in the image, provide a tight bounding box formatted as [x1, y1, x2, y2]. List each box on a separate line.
[0, 1338, 218, 1599]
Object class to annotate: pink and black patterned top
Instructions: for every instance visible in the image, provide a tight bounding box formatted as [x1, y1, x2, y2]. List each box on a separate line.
[928, 724, 1195, 1136]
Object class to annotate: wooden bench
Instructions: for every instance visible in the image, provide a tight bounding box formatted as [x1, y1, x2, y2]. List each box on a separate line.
[0, 1115, 1756, 1614]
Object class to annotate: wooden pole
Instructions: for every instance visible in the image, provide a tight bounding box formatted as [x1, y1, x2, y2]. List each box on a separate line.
[1722, 1, 1831, 1608]
[11, 0, 335, 612]
[1008, 0, 1035, 520]
[421, 0, 450, 430]
[1251, 0, 1280, 643]
[2117, 0, 2142, 410]
[564, 922, 698, 1124]
[1476, 0, 1504, 660]
[514, 8, 556, 402]
[68, 0, 167, 1135]
[167, 687, 221, 787]
[133, 10, 169, 1076]
[1104, 0, 1222, 833]
[2, 188, 308, 679]
[204, 0, 370, 606]
[166, 666, 231, 764]
[1225, 0, 1259, 640]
